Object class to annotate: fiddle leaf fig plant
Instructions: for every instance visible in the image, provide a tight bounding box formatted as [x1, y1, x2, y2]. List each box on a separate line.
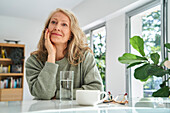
[118, 36, 170, 97]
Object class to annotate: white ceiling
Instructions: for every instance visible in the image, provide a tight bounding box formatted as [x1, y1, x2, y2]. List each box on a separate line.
[0, 0, 84, 21]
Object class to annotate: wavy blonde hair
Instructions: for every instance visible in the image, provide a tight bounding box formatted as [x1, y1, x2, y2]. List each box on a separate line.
[31, 8, 92, 65]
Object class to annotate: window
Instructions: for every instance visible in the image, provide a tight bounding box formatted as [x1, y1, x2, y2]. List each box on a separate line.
[84, 24, 106, 90]
[126, 0, 168, 98]
[86, 33, 91, 47]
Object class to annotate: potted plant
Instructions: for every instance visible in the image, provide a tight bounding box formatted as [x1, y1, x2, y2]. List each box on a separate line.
[118, 36, 170, 97]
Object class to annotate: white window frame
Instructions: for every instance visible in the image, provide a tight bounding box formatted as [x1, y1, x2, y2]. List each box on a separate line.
[125, 0, 168, 99]
[84, 23, 107, 90]
[84, 23, 106, 51]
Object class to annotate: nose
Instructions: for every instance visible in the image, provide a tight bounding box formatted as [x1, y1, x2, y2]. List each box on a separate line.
[53, 24, 61, 31]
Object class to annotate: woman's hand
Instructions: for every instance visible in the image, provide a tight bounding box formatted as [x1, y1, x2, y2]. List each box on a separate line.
[45, 28, 56, 63]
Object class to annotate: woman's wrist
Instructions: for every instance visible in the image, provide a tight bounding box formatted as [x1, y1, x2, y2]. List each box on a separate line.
[47, 54, 55, 63]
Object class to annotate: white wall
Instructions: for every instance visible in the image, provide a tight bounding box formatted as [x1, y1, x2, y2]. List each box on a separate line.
[106, 14, 126, 96]
[72, 0, 138, 28]
[0, 16, 42, 100]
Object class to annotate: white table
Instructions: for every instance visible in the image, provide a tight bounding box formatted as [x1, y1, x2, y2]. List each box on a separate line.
[0, 98, 169, 113]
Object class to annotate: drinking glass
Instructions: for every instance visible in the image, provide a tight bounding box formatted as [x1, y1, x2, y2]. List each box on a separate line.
[60, 71, 74, 102]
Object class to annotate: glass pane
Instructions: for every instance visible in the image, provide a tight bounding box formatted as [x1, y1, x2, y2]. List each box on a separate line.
[92, 26, 106, 91]
[130, 5, 161, 97]
[86, 33, 91, 48]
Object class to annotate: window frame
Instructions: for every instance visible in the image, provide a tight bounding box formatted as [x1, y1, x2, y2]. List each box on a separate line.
[84, 23, 107, 90]
[84, 23, 106, 51]
[125, 0, 168, 99]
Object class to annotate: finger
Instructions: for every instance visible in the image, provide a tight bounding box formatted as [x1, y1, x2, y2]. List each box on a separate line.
[47, 30, 50, 41]
[45, 28, 48, 40]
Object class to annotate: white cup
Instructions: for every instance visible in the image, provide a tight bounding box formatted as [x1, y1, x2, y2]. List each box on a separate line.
[76, 90, 107, 106]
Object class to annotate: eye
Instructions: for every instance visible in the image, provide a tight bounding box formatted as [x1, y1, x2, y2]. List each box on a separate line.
[51, 21, 56, 24]
[62, 23, 68, 27]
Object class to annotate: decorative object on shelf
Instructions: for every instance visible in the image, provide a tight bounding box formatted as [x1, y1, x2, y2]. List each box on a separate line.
[8, 48, 24, 73]
[4, 39, 20, 44]
[8, 65, 11, 73]
[1, 49, 7, 58]
[8, 48, 24, 65]
[118, 36, 170, 97]
[11, 65, 22, 73]
[2, 67, 8, 73]
[0, 64, 3, 73]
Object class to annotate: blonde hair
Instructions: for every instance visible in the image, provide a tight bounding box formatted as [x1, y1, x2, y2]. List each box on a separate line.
[31, 8, 92, 65]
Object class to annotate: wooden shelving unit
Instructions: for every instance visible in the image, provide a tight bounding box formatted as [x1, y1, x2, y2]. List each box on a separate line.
[0, 58, 11, 61]
[0, 73, 23, 76]
[0, 43, 25, 101]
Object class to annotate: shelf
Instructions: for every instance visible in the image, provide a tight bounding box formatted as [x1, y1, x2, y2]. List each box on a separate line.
[0, 58, 12, 62]
[0, 43, 25, 48]
[0, 73, 23, 76]
[0, 58, 12, 65]
[0, 88, 22, 90]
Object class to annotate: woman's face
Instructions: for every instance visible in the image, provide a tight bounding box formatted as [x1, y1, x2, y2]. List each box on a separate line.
[48, 12, 71, 45]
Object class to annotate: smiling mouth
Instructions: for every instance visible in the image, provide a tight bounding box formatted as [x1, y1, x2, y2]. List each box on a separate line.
[51, 33, 62, 36]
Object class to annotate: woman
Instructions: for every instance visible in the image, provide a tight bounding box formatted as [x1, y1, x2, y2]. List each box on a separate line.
[26, 8, 103, 100]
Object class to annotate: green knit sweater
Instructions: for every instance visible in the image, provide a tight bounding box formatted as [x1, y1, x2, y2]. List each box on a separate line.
[25, 51, 103, 100]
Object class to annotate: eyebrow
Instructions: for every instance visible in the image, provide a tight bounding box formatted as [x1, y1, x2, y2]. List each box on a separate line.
[51, 18, 69, 23]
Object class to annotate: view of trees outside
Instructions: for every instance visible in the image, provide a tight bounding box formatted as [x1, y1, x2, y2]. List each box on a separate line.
[142, 6, 162, 97]
[86, 33, 91, 47]
[86, 26, 106, 90]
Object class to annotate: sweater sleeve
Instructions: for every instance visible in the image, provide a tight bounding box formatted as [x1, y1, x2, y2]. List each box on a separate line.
[81, 51, 104, 91]
[25, 55, 58, 99]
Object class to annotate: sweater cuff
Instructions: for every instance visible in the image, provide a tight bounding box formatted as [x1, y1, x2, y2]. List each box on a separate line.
[44, 62, 59, 74]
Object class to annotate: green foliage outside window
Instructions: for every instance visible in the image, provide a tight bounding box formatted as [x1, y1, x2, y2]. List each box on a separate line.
[142, 10, 162, 97]
[93, 34, 106, 91]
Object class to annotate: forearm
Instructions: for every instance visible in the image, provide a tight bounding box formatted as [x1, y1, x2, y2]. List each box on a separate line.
[30, 71, 57, 99]
[26, 61, 58, 99]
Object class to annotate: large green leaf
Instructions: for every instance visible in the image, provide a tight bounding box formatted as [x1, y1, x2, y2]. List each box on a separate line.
[160, 77, 169, 88]
[118, 53, 147, 64]
[160, 80, 167, 88]
[134, 63, 151, 81]
[127, 62, 145, 68]
[150, 53, 160, 65]
[130, 36, 145, 56]
[165, 43, 170, 49]
[152, 86, 169, 97]
[147, 65, 169, 77]
[140, 75, 151, 82]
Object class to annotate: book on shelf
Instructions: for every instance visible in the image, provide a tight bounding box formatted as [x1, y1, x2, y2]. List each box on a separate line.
[0, 77, 22, 89]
